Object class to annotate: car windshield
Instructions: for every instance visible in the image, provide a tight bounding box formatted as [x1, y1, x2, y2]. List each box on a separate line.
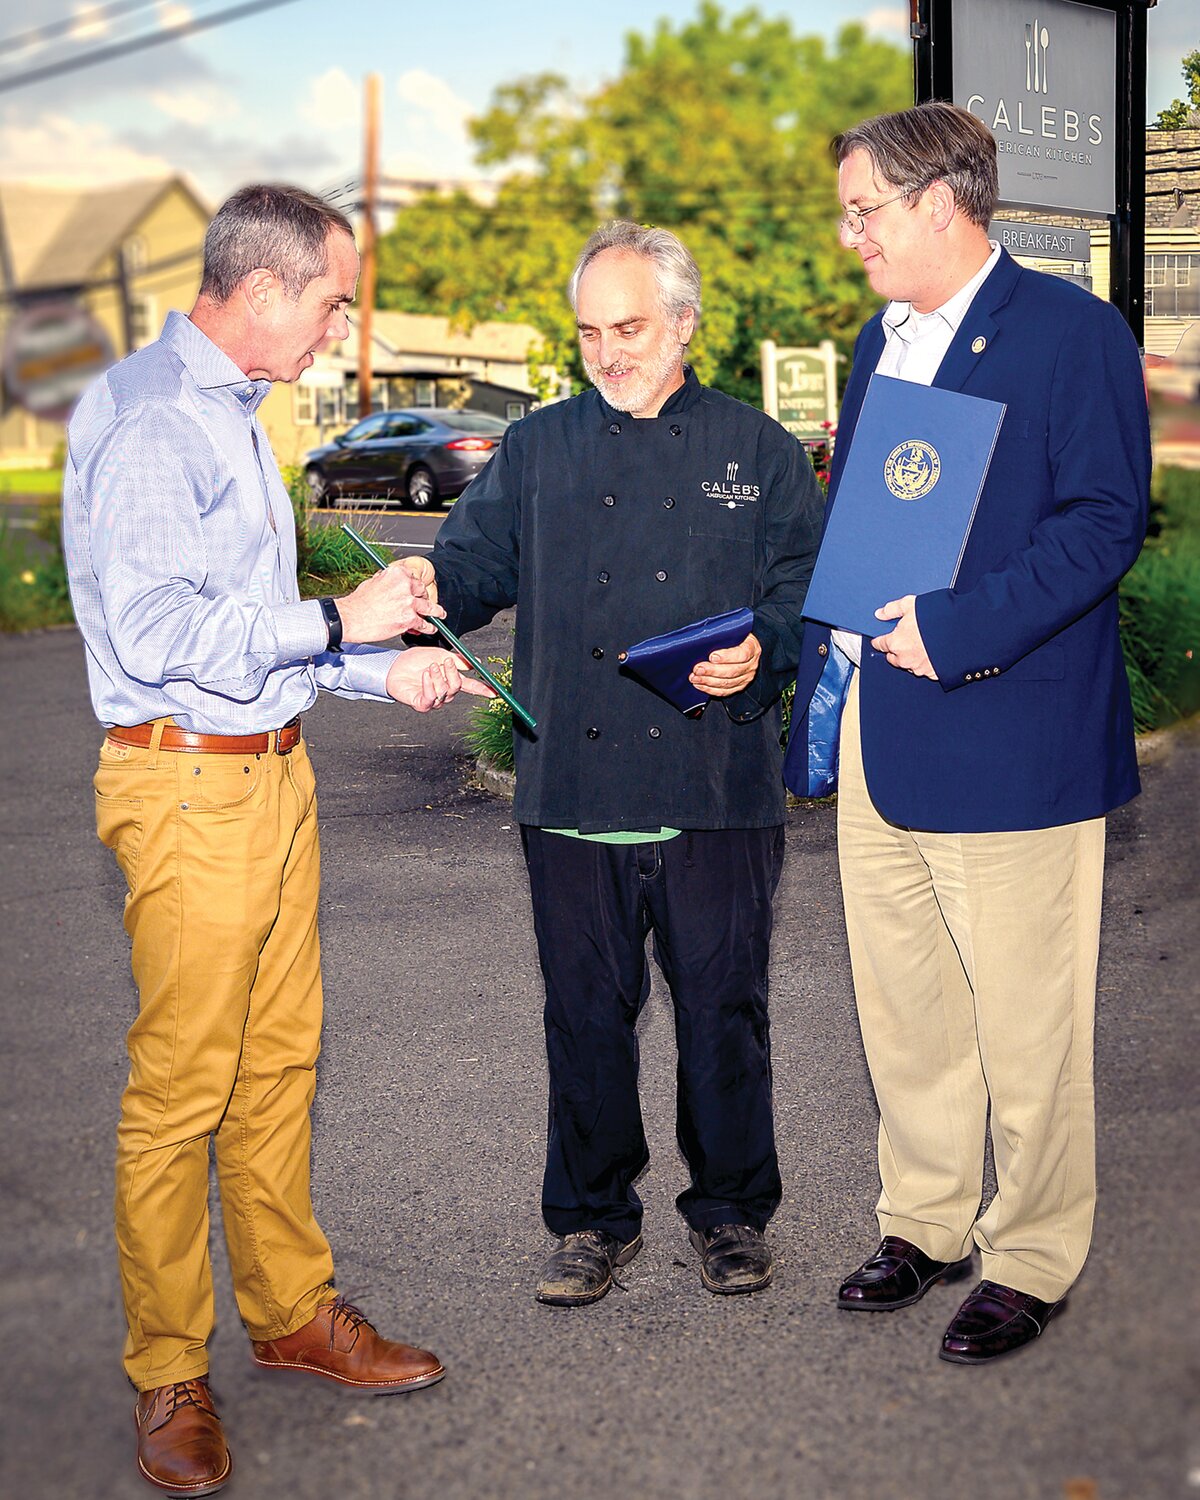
[439, 412, 510, 435]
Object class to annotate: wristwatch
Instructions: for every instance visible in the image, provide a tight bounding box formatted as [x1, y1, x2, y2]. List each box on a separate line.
[318, 596, 343, 653]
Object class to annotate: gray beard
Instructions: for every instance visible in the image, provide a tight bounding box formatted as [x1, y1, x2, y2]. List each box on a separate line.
[584, 342, 685, 415]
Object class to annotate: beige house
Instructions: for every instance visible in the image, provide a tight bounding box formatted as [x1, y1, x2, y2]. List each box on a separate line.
[994, 129, 1198, 364]
[0, 177, 209, 466]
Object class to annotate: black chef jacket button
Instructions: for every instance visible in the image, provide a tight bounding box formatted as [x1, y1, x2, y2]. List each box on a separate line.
[648, 726, 661, 739]
[669, 424, 682, 436]
[597, 570, 610, 584]
[608, 422, 621, 435]
[586, 726, 601, 740]
[603, 494, 616, 507]
[655, 570, 668, 582]
[817, 643, 829, 657]
[592, 647, 604, 660]
[663, 497, 675, 508]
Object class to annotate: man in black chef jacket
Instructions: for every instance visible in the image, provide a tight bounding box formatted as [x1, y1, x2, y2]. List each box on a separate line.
[414, 221, 822, 1304]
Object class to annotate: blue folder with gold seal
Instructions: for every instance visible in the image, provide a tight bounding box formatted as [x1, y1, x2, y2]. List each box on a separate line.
[801, 375, 1006, 637]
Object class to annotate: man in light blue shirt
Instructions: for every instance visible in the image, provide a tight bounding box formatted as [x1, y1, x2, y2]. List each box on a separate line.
[63, 184, 487, 1497]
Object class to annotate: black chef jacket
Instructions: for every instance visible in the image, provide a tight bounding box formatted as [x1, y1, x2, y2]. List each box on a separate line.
[433, 368, 823, 833]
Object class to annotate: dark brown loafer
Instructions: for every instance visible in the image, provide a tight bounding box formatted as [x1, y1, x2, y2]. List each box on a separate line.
[940, 1280, 1066, 1364]
[135, 1378, 231, 1496]
[251, 1298, 445, 1393]
[688, 1224, 773, 1294]
[536, 1229, 643, 1306]
[838, 1235, 974, 1310]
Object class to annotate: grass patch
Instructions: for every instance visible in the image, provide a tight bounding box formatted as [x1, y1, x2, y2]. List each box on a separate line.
[0, 469, 64, 496]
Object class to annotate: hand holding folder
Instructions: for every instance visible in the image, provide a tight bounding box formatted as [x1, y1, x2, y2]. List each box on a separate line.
[340, 524, 537, 732]
[619, 607, 757, 714]
[802, 376, 1006, 637]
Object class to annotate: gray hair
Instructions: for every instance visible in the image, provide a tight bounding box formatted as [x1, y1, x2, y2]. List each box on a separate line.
[833, 102, 998, 229]
[568, 220, 702, 324]
[200, 184, 355, 303]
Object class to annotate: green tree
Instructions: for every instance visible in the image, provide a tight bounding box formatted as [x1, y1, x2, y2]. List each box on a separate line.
[376, 4, 911, 403]
[1154, 48, 1200, 130]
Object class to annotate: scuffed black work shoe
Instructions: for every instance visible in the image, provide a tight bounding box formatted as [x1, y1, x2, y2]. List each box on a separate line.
[939, 1281, 1066, 1364]
[535, 1230, 643, 1306]
[838, 1235, 975, 1311]
[688, 1224, 773, 1294]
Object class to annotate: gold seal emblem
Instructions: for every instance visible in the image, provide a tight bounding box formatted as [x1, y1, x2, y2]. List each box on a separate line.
[972, 335, 987, 353]
[883, 440, 941, 501]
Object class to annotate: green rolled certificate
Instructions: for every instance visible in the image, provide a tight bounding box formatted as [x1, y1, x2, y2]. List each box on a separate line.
[339, 523, 537, 732]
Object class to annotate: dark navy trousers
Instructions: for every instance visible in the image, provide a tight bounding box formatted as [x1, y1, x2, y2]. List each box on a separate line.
[520, 825, 784, 1244]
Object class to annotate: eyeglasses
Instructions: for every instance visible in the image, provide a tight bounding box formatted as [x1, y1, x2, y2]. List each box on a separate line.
[839, 193, 908, 237]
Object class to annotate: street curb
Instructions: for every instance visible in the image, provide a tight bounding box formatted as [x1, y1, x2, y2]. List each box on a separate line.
[473, 755, 515, 799]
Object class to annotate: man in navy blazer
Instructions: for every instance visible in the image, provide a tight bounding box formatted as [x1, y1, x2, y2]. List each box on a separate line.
[783, 103, 1150, 1363]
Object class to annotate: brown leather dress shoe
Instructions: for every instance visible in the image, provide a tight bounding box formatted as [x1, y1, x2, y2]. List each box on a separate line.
[135, 1378, 231, 1496]
[251, 1297, 445, 1394]
[940, 1280, 1066, 1364]
[838, 1235, 975, 1310]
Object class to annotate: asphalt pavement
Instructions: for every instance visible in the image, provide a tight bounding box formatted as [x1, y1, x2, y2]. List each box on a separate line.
[1, 622, 1196, 1500]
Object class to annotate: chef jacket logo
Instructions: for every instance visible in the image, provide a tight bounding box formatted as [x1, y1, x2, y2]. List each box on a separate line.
[702, 459, 760, 506]
[884, 440, 941, 501]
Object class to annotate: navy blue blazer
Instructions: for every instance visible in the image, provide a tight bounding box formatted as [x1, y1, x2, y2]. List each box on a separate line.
[783, 248, 1151, 833]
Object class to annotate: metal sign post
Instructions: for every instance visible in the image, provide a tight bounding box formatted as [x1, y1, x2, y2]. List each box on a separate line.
[911, 0, 1154, 344]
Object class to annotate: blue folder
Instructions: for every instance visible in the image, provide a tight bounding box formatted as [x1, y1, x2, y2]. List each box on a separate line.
[802, 375, 1006, 637]
[619, 606, 756, 714]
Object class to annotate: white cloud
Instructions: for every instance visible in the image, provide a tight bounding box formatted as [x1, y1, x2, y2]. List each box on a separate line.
[150, 88, 235, 127]
[0, 113, 171, 185]
[395, 69, 472, 140]
[300, 67, 360, 131]
[862, 6, 908, 40]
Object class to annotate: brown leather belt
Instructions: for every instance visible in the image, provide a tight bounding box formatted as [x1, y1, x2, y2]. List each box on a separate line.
[106, 717, 301, 755]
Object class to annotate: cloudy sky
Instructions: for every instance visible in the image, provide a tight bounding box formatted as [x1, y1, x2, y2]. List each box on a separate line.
[1, 0, 1194, 205]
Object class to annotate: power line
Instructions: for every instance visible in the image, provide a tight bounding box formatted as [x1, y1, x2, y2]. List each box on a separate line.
[0, 0, 304, 94]
[0, 0, 162, 58]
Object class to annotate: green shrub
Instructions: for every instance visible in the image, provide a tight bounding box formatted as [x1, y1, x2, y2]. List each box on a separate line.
[1120, 543, 1200, 731]
[0, 508, 73, 631]
[280, 463, 377, 597]
[1149, 465, 1200, 546]
[463, 657, 518, 772]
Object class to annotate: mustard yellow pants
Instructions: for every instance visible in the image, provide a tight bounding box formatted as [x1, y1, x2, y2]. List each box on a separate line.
[95, 725, 336, 1390]
[837, 675, 1104, 1303]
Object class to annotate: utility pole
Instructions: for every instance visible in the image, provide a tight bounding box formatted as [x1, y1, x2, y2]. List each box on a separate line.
[357, 72, 380, 420]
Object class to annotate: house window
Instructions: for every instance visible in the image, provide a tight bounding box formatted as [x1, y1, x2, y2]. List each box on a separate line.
[1146, 254, 1200, 318]
[123, 236, 147, 270]
[414, 379, 436, 407]
[505, 401, 526, 421]
[294, 384, 316, 425]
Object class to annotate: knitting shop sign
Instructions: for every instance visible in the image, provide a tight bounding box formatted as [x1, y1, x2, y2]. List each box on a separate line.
[3, 299, 114, 422]
[954, 0, 1117, 216]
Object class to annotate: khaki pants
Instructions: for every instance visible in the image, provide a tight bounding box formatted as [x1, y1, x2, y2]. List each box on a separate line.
[95, 725, 335, 1390]
[837, 675, 1104, 1303]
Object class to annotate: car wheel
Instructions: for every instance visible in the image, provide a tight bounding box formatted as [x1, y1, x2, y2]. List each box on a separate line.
[407, 465, 439, 511]
[306, 466, 331, 508]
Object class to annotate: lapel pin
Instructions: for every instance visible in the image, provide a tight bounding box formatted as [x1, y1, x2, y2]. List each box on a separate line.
[971, 336, 987, 354]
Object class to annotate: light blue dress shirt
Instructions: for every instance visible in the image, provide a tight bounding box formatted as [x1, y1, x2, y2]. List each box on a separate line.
[63, 311, 399, 732]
